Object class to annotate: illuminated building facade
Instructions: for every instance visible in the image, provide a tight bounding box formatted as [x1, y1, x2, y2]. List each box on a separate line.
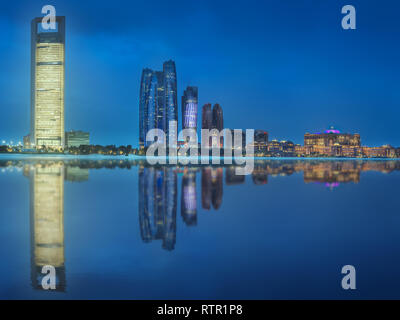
[268, 140, 282, 153]
[304, 129, 361, 147]
[182, 86, 198, 131]
[31, 17, 65, 149]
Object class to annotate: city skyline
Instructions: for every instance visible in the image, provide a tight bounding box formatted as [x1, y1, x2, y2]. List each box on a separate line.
[0, 0, 399, 148]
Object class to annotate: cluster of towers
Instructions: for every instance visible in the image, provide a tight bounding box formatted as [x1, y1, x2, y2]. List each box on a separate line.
[139, 61, 223, 149]
[139, 60, 178, 148]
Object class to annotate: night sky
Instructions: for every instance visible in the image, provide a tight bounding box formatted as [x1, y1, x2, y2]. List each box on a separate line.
[0, 0, 399, 147]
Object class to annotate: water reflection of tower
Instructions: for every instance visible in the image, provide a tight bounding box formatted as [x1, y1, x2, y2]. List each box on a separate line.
[201, 167, 223, 210]
[225, 166, 245, 185]
[139, 167, 177, 251]
[252, 162, 268, 185]
[181, 169, 197, 226]
[28, 163, 66, 291]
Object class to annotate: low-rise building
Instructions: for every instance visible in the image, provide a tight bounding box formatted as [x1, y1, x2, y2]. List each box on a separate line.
[65, 131, 90, 148]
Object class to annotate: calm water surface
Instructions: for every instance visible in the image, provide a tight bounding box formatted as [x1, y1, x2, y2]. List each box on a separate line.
[1, 156, 400, 299]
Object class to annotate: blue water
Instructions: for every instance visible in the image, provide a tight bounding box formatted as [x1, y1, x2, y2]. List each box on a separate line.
[0, 156, 400, 299]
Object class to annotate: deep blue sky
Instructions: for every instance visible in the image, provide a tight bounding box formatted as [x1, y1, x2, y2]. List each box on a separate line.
[0, 0, 399, 147]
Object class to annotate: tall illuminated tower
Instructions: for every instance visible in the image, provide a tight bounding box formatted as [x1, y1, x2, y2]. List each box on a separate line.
[163, 60, 178, 144]
[181, 86, 198, 131]
[30, 16, 65, 148]
[139, 68, 153, 149]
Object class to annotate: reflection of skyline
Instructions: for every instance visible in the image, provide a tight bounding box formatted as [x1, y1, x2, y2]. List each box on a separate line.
[201, 167, 223, 211]
[8, 159, 400, 258]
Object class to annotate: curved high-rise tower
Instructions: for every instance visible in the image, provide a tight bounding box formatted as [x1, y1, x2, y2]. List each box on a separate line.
[139, 68, 153, 148]
[163, 60, 178, 144]
[182, 86, 198, 131]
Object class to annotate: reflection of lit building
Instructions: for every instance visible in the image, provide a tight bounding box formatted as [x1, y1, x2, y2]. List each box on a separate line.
[181, 169, 197, 226]
[201, 167, 223, 210]
[303, 161, 360, 184]
[64, 166, 89, 182]
[138, 167, 177, 250]
[29, 163, 66, 291]
[225, 166, 245, 185]
[201, 167, 212, 210]
[30, 17, 65, 148]
[211, 168, 223, 209]
[252, 163, 268, 185]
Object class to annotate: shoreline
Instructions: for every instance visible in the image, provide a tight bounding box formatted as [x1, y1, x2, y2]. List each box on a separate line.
[0, 153, 399, 161]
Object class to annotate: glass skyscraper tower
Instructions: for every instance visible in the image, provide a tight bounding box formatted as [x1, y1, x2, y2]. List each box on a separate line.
[30, 16, 65, 148]
[139, 68, 153, 148]
[181, 86, 198, 131]
[163, 60, 178, 145]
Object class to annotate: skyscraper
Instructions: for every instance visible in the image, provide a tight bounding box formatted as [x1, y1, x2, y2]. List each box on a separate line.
[181, 86, 198, 131]
[139, 68, 154, 148]
[212, 104, 224, 147]
[30, 16, 65, 148]
[138, 60, 177, 148]
[212, 104, 223, 132]
[163, 60, 178, 144]
[202, 103, 212, 130]
[155, 71, 165, 131]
